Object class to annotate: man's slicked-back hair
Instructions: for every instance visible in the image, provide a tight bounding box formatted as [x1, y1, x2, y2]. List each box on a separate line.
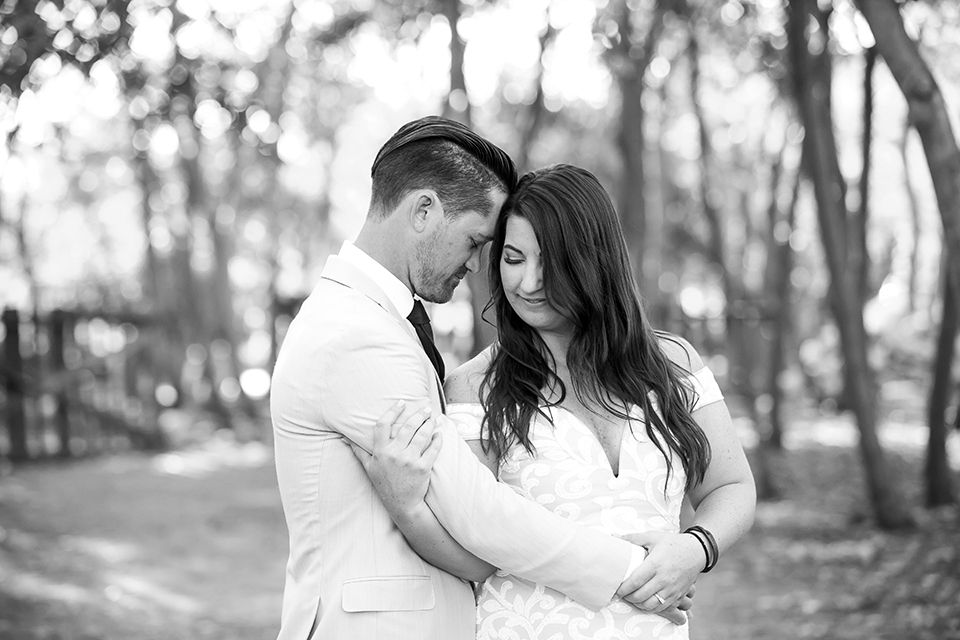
[368, 116, 518, 219]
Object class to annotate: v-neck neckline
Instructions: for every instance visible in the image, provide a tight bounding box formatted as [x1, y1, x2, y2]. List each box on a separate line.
[548, 405, 636, 478]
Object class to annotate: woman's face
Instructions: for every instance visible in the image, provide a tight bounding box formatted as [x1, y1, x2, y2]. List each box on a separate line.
[500, 215, 570, 335]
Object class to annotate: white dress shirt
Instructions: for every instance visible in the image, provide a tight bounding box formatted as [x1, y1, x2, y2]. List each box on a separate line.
[339, 240, 416, 318]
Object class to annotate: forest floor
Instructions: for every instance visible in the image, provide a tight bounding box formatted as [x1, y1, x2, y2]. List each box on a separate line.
[0, 411, 958, 640]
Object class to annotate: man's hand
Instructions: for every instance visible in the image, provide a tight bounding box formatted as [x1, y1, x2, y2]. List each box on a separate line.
[350, 400, 442, 517]
[616, 531, 704, 620]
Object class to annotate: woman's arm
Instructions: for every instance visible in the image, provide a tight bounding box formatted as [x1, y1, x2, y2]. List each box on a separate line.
[683, 399, 757, 557]
[664, 334, 757, 555]
[620, 337, 756, 614]
[352, 400, 496, 583]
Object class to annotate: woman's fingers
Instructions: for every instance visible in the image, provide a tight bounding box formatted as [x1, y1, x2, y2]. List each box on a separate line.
[392, 407, 432, 445]
[374, 399, 407, 448]
[420, 431, 442, 467]
[407, 416, 438, 454]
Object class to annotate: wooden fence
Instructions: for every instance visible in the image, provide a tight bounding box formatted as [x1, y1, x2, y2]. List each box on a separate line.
[1, 307, 164, 462]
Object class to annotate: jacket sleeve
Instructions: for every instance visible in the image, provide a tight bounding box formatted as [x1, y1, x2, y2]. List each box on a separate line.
[317, 317, 633, 610]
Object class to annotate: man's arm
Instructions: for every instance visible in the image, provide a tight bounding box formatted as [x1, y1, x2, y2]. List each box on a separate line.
[357, 400, 692, 625]
[321, 323, 635, 609]
[349, 402, 497, 583]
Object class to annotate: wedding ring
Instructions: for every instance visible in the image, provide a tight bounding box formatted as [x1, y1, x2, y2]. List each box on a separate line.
[654, 593, 666, 605]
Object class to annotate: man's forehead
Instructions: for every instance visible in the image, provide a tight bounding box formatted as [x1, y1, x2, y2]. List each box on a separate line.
[453, 201, 494, 223]
[461, 212, 496, 240]
[452, 189, 505, 238]
[480, 189, 508, 235]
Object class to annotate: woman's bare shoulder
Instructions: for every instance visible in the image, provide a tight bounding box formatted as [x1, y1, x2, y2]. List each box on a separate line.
[655, 331, 705, 373]
[444, 345, 496, 404]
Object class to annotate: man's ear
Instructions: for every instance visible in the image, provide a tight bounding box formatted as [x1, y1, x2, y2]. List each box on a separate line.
[410, 189, 443, 233]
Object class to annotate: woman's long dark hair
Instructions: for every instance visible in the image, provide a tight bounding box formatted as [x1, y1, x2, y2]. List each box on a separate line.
[480, 164, 711, 492]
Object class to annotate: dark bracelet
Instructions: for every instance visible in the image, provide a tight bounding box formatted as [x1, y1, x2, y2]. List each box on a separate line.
[700, 526, 720, 571]
[683, 529, 711, 572]
[684, 525, 720, 573]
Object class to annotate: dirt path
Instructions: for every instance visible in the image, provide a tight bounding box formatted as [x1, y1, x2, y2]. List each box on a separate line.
[0, 441, 285, 640]
[0, 437, 957, 640]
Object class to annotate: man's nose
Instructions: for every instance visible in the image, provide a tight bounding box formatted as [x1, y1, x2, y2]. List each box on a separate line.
[466, 251, 481, 274]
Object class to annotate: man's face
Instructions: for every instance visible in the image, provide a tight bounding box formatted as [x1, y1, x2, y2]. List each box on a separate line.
[414, 189, 507, 304]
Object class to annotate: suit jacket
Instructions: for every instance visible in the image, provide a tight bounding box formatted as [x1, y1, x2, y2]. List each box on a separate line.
[270, 254, 634, 640]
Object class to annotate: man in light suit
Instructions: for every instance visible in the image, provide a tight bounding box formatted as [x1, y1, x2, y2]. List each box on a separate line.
[270, 117, 671, 640]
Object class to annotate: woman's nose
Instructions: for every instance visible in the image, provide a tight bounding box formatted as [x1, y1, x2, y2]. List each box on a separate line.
[520, 264, 542, 292]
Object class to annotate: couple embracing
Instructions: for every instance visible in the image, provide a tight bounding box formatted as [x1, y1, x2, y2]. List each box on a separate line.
[270, 116, 756, 640]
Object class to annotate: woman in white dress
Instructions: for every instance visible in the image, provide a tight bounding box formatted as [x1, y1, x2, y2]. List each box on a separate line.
[360, 164, 756, 639]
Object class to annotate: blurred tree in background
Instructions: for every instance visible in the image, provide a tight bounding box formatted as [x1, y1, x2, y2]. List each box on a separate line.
[1, 0, 959, 530]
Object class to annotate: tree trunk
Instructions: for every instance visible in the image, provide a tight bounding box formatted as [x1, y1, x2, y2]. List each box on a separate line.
[766, 168, 801, 452]
[617, 40, 647, 289]
[50, 309, 71, 458]
[855, 47, 876, 300]
[856, 0, 960, 313]
[689, 27, 782, 498]
[688, 30, 725, 281]
[438, 0, 492, 356]
[134, 145, 162, 306]
[901, 121, 921, 315]
[2, 308, 28, 462]
[133, 140, 185, 410]
[651, 83, 674, 331]
[688, 27, 738, 389]
[441, 0, 472, 125]
[787, 0, 914, 529]
[926, 263, 959, 506]
[163, 5, 235, 424]
[515, 23, 556, 173]
[12, 195, 40, 322]
[259, 5, 296, 374]
[614, 0, 668, 308]
[178, 137, 232, 425]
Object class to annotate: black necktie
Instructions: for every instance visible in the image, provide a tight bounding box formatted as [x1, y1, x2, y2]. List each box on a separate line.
[407, 300, 445, 382]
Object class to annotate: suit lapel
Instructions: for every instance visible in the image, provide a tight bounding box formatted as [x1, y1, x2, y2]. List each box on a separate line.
[321, 256, 412, 338]
[320, 255, 447, 411]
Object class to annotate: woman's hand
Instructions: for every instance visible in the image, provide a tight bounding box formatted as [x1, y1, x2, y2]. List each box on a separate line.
[351, 400, 443, 518]
[618, 531, 705, 616]
[350, 401, 494, 582]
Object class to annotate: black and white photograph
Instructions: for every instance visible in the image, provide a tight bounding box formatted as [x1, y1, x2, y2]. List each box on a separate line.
[0, 0, 958, 638]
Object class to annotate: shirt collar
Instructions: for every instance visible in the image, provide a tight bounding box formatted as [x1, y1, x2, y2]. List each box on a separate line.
[338, 240, 415, 318]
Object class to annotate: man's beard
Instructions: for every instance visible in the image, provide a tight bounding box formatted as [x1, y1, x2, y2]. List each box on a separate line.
[415, 235, 462, 304]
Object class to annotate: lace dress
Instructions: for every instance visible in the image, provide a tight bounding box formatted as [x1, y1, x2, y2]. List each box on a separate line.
[450, 367, 723, 640]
